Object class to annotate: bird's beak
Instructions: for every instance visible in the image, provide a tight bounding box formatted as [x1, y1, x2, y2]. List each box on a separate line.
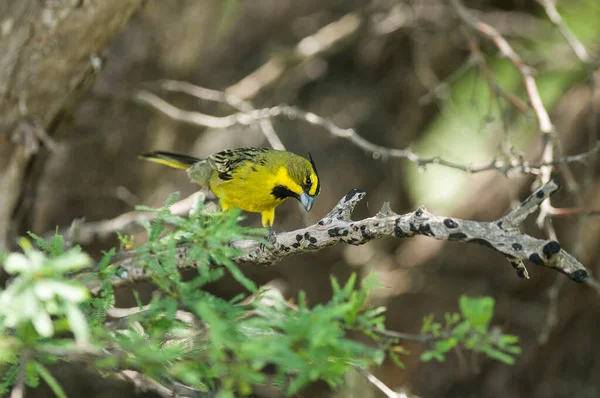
[300, 192, 316, 212]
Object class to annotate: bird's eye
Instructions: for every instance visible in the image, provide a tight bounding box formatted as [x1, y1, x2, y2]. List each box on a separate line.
[306, 176, 311, 186]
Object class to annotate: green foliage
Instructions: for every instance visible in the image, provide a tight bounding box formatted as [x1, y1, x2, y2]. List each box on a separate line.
[83, 249, 117, 326]
[420, 296, 521, 365]
[0, 362, 19, 395]
[34, 362, 67, 398]
[0, 194, 520, 397]
[27, 230, 65, 258]
[116, 232, 134, 250]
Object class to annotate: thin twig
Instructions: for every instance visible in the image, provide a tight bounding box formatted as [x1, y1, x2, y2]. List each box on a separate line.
[117, 370, 214, 398]
[10, 351, 29, 398]
[226, 12, 363, 100]
[462, 29, 530, 114]
[64, 217, 85, 250]
[451, 0, 561, 230]
[374, 328, 439, 343]
[135, 88, 600, 175]
[358, 368, 413, 398]
[536, 0, 591, 64]
[155, 80, 284, 150]
[538, 276, 565, 344]
[451, 0, 555, 135]
[534, 1, 596, 341]
[547, 207, 600, 217]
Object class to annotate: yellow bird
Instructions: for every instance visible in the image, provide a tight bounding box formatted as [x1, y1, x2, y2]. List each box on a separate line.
[139, 147, 321, 228]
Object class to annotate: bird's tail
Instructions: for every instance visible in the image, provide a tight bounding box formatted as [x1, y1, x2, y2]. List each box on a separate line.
[139, 151, 201, 170]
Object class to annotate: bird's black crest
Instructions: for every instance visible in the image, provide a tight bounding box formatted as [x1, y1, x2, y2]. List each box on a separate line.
[309, 152, 321, 195]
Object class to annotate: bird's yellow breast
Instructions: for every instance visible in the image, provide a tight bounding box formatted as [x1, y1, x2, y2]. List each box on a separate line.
[209, 163, 302, 213]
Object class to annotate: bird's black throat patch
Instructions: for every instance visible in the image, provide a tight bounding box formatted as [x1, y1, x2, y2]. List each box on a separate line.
[271, 185, 298, 200]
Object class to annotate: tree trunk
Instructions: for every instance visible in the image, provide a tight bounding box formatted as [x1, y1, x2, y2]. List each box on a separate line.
[0, 0, 143, 250]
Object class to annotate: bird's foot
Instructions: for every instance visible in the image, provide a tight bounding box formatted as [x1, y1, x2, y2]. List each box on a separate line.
[259, 227, 277, 251]
[267, 227, 277, 244]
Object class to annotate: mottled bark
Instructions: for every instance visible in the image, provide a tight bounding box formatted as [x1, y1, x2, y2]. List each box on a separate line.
[84, 181, 588, 296]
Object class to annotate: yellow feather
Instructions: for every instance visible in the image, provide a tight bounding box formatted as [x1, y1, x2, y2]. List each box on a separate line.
[272, 167, 303, 195]
[142, 157, 190, 170]
[139, 147, 320, 227]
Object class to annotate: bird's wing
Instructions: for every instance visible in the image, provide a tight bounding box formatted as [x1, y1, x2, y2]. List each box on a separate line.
[208, 147, 270, 181]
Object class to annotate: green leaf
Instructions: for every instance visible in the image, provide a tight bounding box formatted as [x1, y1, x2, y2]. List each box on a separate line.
[452, 320, 470, 338]
[164, 191, 180, 209]
[220, 259, 257, 293]
[341, 274, 357, 298]
[0, 337, 19, 363]
[47, 251, 92, 273]
[34, 361, 68, 398]
[25, 360, 40, 388]
[0, 363, 19, 394]
[435, 337, 458, 353]
[98, 249, 115, 271]
[331, 276, 341, 295]
[421, 314, 434, 333]
[499, 334, 519, 346]
[27, 232, 54, 255]
[484, 348, 516, 365]
[388, 351, 405, 369]
[298, 291, 307, 312]
[50, 233, 65, 257]
[421, 350, 445, 362]
[459, 295, 494, 331]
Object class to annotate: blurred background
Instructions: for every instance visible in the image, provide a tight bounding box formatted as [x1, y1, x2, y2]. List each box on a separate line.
[3, 0, 600, 397]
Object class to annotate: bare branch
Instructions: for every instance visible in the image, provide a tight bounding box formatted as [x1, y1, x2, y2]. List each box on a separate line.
[226, 12, 363, 100]
[117, 371, 174, 398]
[548, 207, 600, 217]
[135, 87, 600, 176]
[538, 276, 565, 344]
[537, 0, 592, 64]
[10, 352, 27, 398]
[64, 217, 86, 250]
[85, 181, 588, 295]
[536, 0, 598, 190]
[462, 29, 530, 114]
[358, 368, 414, 398]
[149, 80, 284, 150]
[451, 0, 555, 135]
[117, 370, 214, 398]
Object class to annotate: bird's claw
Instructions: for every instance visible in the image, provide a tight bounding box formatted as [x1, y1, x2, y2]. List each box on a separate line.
[259, 227, 277, 251]
[267, 227, 277, 244]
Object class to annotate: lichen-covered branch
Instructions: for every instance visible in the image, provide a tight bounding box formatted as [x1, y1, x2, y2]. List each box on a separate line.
[88, 180, 588, 295]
